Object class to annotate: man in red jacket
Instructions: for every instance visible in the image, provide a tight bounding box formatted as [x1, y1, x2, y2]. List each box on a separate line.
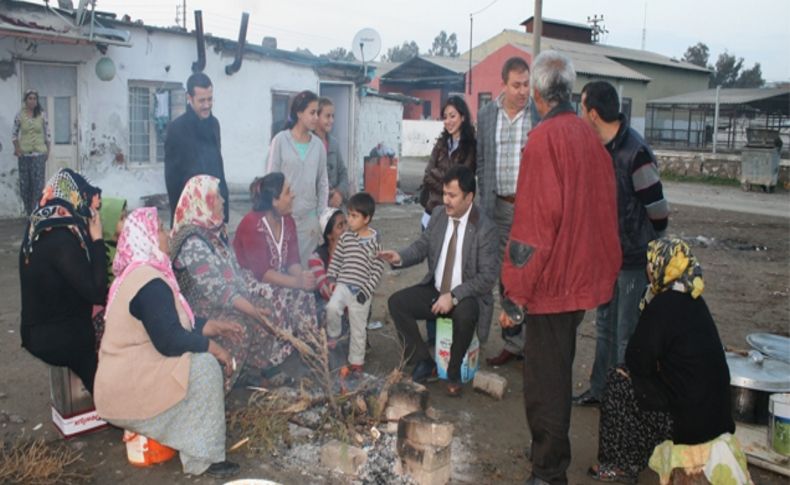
[499, 51, 621, 485]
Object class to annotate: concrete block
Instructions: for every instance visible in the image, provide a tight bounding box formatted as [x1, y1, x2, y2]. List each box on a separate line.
[473, 370, 507, 400]
[398, 439, 451, 472]
[384, 381, 430, 432]
[398, 411, 454, 448]
[387, 381, 429, 412]
[401, 459, 451, 485]
[320, 439, 367, 475]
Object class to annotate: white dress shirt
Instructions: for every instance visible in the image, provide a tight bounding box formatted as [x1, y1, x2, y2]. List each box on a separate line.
[433, 204, 472, 293]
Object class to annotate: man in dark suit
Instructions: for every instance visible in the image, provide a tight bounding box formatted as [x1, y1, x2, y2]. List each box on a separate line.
[165, 72, 230, 224]
[381, 165, 498, 396]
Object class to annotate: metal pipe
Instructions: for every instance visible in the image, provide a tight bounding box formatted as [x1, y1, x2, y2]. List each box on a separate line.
[191, 10, 205, 73]
[713, 85, 720, 154]
[225, 12, 249, 75]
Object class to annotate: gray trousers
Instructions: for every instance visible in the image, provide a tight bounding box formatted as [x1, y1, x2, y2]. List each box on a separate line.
[18, 154, 47, 215]
[494, 197, 524, 354]
[523, 310, 584, 485]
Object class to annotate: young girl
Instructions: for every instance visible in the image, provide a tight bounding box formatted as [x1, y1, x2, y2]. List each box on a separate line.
[314, 97, 349, 208]
[267, 90, 328, 265]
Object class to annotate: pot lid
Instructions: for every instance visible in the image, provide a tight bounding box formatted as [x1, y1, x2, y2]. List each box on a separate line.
[747, 333, 790, 363]
[726, 351, 790, 392]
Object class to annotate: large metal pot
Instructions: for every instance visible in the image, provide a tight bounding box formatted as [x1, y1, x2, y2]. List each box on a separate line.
[726, 351, 790, 425]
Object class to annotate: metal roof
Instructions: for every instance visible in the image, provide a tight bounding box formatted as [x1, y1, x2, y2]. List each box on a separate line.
[465, 30, 710, 78]
[501, 35, 651, 82]
[648, 87, 790, 105]
[421, 55, 475, 74]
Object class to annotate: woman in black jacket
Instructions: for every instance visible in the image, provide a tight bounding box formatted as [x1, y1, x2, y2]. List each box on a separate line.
[588, 238, 748, 484]
[19, 168, 106, 393]
[419, 96, 476, 229]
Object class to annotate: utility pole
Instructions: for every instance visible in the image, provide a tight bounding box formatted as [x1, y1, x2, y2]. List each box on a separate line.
[176, 0, 187, 29]
[641, 1, 647, 50]
[533, 0, 542, 58]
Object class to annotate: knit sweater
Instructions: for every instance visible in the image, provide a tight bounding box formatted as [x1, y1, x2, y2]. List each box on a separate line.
[327, 229, 385, 299]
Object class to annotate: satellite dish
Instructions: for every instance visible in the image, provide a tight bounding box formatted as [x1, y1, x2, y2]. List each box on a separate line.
[352, 28, 381, 63]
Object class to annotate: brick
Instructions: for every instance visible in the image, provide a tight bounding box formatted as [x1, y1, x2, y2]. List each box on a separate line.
[384, 382, 430, 432]
[398, 411, 454, 448]
[320, 439, 367, 475]
[398, 439, 451, 472]
[401, 459, 451, 485]
[473, 371, 507, 400]
[387, 381, 429, 412]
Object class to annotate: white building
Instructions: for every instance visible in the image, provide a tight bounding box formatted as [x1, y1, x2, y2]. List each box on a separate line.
[0, 1, 403, 217]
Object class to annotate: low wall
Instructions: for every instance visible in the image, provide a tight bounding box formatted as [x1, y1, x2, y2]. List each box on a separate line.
[402, 120, 443, 157]
[655, 150, 790, 187]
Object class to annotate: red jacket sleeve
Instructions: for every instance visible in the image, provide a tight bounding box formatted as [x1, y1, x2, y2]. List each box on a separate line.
[501, 129, 562, 308]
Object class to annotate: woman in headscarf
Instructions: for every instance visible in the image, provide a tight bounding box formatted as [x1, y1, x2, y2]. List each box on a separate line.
[13, 89, 50, 215]
[95, 207, 241, 480]
[170, 175, 290, 385]
[19, 168, 105, 393]
[588, 238, 749, 485]
[91, 197, 128, 351]
[233, 173, 319, 343]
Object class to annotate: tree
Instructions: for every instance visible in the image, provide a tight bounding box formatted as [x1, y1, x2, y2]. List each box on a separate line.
[711, 52, 743, 87]
[382, 41, 419, 62]
[681, 43, 765, 88]
[734, 63, 765, 88]
[428, 31, 459, 57]
[682, 42, 709, 68]
[322, 47, 356, 62]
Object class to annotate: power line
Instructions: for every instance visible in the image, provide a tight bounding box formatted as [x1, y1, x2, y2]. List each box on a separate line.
[471, 0, 500, 17]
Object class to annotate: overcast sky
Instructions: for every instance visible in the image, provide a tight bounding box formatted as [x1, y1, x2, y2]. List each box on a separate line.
[45, 0, 790, 82]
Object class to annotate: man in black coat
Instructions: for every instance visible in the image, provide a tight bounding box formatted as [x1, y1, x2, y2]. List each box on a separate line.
[165, 72, 230, 224]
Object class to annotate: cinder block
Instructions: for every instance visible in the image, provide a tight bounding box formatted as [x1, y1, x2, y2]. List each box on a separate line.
[398, 411, 454, 448]
[473, 370, 507, 400]
[320, 439, 367, 475]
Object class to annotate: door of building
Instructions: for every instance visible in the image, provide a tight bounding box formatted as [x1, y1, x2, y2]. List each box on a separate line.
[22, 63, 78, 179]
[319, 82, 355, 190]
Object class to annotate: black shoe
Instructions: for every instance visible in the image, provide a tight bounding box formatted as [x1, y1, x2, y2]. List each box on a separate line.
[205, 460, 240, 479]
[411, 359, 437, 384]
[572, 389, 601, 407]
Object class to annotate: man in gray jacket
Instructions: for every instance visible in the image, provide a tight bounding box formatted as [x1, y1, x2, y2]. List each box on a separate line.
[382, 166, 497, 396]
[476, 56, 533, 365]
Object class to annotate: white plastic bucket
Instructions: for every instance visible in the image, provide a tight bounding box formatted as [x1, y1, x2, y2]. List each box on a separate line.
[768, 393, 790, 456]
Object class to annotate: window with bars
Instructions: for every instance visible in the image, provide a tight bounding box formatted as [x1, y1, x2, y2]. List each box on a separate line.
[128, 82, 185, 164]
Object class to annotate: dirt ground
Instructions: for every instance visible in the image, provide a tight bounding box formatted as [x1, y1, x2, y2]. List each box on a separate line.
[0, 178, 788, 484]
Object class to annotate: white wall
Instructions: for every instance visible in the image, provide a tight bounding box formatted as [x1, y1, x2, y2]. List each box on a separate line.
[0, 24, 318, 217]
[402, 120, 443, 157]
[354, 96, 403, 191]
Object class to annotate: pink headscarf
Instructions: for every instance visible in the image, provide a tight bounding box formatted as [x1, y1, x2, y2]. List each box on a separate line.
[106, 207, 194, 327]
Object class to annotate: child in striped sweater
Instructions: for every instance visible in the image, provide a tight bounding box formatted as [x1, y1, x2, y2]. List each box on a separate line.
[326, 192, 385, 371]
